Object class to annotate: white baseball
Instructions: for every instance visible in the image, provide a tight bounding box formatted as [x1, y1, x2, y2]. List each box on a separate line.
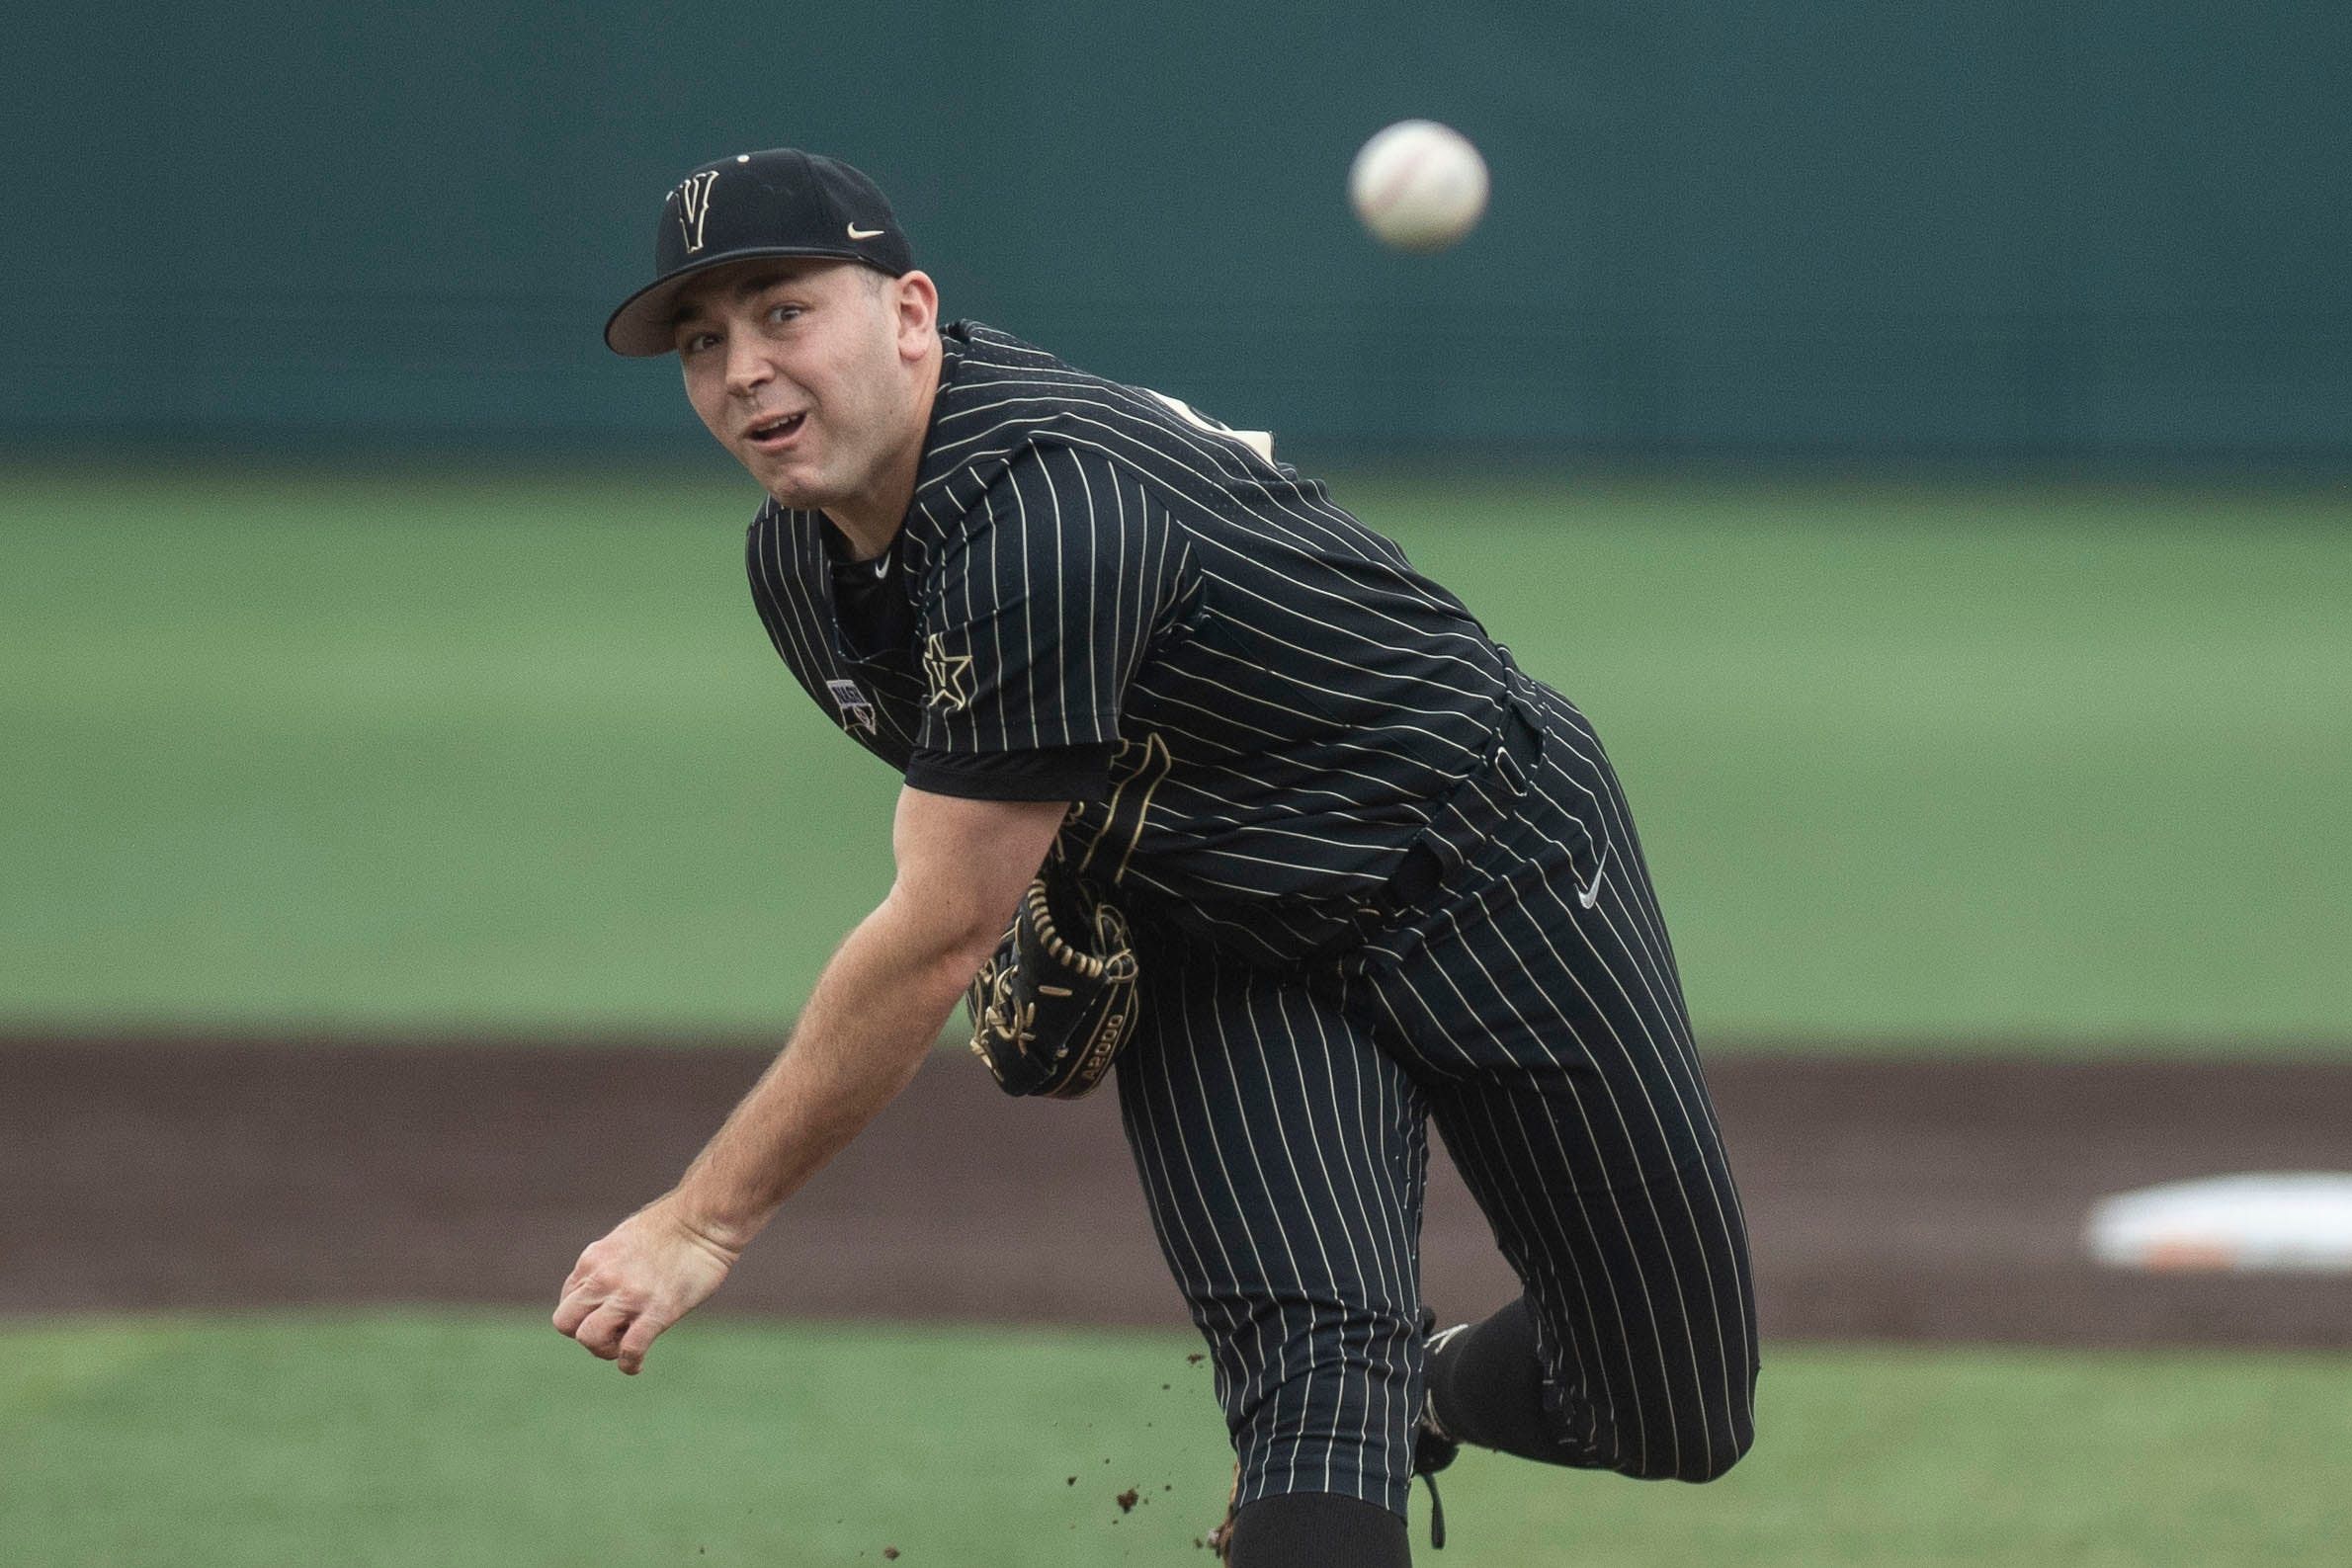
[1348, 121, 1490, 253]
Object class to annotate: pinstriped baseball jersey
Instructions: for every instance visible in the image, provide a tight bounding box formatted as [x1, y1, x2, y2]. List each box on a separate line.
[745, 317, 1757, 1531]
[747, 321, 1524, 960]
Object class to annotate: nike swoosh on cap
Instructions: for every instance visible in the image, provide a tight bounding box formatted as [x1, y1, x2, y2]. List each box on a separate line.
[847, 223, 885, 239]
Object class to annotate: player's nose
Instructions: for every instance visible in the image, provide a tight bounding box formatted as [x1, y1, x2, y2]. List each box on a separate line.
[723, 335, 775, 398]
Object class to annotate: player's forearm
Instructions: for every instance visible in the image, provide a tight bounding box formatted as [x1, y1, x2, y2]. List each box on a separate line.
[665, 893, 994, 1250]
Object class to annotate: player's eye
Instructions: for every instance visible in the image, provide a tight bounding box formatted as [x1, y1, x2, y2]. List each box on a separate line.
[764, 301, 804, 325]
[678, 328, 720, 356]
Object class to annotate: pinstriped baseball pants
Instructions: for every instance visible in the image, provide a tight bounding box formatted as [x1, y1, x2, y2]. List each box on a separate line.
[1112, 679, 1759, 1519]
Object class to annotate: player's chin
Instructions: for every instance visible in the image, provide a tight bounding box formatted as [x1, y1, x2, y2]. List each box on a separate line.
[737, 448, 825, 504]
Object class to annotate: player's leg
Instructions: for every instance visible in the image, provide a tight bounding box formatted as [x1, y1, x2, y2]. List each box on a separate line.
[1111, 933, 1431, 1555]
[1358, 690, 1760, 1484]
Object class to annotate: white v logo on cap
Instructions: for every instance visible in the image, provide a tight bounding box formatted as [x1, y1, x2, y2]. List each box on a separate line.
[675, 171, 719, 254]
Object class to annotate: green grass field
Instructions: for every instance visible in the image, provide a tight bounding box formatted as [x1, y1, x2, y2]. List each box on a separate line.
[9, 470, 2349, 1568]
[3, 1314, 2344, 1567]
[5, 466, 2345, 1043]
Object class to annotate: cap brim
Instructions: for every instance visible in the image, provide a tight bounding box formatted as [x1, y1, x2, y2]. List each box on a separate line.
[602, 246, 877, 357]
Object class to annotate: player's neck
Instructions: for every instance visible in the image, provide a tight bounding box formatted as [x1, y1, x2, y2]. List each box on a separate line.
[817, 501, 903, 563]
[818, 343, 944, 561]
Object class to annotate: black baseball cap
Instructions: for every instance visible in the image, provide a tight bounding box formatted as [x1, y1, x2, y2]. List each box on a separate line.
[604, 148, 915, 357]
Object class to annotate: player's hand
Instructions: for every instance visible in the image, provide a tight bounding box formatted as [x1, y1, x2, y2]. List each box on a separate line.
[552, 1196, 741, 1375]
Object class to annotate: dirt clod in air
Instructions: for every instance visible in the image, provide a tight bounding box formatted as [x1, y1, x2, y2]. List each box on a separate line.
[1117, 1488, 1140, 1513]
[883, 1551, 899, 1562]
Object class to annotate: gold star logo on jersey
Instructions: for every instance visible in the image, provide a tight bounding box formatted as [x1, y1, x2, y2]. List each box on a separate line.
[922, 633, 975, 713]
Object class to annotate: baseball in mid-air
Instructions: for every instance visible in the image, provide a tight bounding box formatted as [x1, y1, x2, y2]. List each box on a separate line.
[1348, 120, 1490, 253]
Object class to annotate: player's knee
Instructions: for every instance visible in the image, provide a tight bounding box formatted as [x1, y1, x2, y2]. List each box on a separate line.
[1624, 1418, 1750, 1484]
[1645, 1355, 1758, 1483]
[1684, 1421, 1752, 1483]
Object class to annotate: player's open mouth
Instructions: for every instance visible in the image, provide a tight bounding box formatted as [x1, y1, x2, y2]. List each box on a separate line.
[743, 412, 807, 450]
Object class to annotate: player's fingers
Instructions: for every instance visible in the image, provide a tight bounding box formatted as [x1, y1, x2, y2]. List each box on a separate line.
[571, 1301, 634, 1361]
[615, 1313, 668, 1375]
[551, 1279, 604, 1337]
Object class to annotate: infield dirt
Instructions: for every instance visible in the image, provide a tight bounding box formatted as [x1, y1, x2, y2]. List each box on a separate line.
[6, 1038, 2345, 1347]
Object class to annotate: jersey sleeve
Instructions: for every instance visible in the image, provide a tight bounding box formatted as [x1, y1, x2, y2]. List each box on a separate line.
[913, 442, 1182, 762]
[902, 740, 1116, 802]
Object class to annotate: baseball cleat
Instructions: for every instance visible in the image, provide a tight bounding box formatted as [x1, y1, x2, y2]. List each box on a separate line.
[1414, 1314, 1472, 1549]
[1416, 1318, 1470, 1476]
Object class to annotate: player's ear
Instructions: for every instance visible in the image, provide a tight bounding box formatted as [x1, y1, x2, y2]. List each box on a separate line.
[890, 270, 940, 361]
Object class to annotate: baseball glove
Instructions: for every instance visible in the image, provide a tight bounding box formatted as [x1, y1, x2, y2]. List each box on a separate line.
[964, 859, 1140, 1099]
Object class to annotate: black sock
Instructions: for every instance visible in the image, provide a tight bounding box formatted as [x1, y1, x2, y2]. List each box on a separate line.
[1426, 1293, 1559, 1463]
[1225, 1491, 1411, 1567]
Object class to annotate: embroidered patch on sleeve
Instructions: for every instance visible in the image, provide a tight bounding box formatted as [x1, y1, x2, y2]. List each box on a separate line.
[824, 678, 878, 734]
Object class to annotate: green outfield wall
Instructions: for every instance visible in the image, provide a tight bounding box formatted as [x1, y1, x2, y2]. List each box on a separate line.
[9, 2, 2346, 460]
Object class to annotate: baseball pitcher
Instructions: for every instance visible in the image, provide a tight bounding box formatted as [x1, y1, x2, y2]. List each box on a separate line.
[554, 148, 1757, 1566]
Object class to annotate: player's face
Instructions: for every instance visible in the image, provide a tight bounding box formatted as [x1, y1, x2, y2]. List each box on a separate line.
[671, 260, 937, 512]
